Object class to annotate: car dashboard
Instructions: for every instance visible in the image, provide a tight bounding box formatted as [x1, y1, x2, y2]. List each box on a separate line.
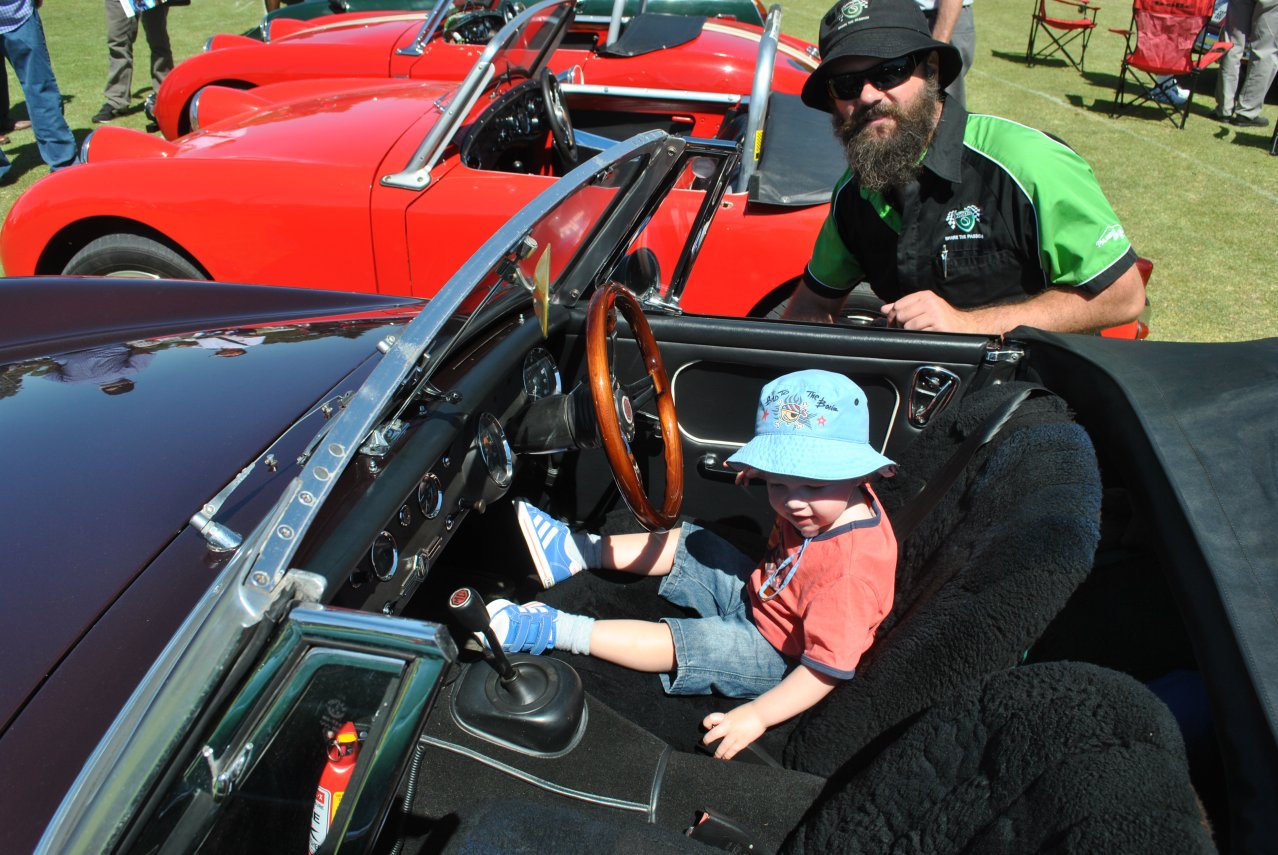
[299, 307, 569, 620]
[459, 80, 554, 174]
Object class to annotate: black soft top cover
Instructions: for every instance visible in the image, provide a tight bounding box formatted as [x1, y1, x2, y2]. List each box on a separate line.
[596, 13, 704, 57]
[1020, 330, 1278, 851]
[749, 92, 846, 208]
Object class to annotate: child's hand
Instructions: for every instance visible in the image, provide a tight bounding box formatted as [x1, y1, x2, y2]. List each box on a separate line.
[702, 704, 766, 760]
[733, 465, 759, 486]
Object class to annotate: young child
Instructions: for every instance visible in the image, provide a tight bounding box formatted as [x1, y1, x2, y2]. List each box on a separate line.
[490, 369, 898, 760]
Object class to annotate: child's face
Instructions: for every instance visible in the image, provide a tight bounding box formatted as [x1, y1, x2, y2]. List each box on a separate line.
[764, 474, 860, 537]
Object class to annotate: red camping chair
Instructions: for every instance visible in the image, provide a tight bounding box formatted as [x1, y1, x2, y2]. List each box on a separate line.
[1109, 0, 1232, 128]
[1027, 0, 1101, 72]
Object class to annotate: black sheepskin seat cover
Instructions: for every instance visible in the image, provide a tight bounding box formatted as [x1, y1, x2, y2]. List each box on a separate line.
[782, 662, 1215, 854]
[782, 382, 1103, 775]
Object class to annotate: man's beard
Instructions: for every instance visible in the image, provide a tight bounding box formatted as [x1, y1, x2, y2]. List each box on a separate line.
[833, 75, 941, 193]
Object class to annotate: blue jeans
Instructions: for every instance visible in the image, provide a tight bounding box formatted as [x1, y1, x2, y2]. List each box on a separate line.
[1, 10, 76, 178]
[657, 524, 792, 698]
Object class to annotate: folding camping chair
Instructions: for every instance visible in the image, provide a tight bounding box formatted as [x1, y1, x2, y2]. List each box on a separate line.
[1027, 0, 1102, 72]
[1109, 0, 1232, 128]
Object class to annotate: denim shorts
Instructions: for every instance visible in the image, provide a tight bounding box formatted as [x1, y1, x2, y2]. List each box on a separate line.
[657, 523, 791, 698]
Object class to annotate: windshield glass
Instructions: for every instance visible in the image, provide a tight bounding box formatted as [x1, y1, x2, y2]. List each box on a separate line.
[487, 0, 574, 83]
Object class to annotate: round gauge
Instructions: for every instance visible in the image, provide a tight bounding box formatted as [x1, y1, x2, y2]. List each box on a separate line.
[522, 348, 562, 399]
[369, 531, 398, 582]
[417, 472, 443, 519]
[477, 413, 514, 488]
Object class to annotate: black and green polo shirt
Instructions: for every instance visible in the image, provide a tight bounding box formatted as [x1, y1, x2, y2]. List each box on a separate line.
[803, 105, 1137, 309]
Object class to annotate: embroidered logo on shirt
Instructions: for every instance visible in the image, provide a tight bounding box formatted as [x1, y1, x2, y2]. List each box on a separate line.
[945, 204, 981, 233]
[1096, 224, 1126, 248]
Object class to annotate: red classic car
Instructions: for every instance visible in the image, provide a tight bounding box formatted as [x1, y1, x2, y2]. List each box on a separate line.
[2, 0, 843, 323]
[152, 0, 819, 140]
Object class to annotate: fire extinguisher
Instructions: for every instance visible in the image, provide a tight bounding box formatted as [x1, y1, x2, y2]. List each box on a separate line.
[309, 721, 362, 855]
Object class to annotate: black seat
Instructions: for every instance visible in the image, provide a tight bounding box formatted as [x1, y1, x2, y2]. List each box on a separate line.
[781, 662, 1215, 853]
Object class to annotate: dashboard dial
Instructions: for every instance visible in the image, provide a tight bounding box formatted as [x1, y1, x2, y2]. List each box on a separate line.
[417, 473, 443, 519]
[370, 531, 398, 582]
[477, 413, 514, 487]
[522, 347, 562, 399]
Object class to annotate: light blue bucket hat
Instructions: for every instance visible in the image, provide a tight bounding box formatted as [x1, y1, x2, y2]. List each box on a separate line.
[727, 369, 894, 481]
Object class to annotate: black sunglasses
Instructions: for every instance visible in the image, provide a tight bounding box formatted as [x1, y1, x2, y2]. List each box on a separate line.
[826, 53, 922, 102]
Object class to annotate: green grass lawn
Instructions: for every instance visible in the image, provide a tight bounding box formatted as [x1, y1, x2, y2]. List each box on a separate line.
[2, 0, 1274, 341]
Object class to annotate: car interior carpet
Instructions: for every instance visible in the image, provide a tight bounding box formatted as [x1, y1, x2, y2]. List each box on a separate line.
[410, 667, 823, 850]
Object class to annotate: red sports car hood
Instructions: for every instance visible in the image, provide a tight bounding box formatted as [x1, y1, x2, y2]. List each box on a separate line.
[166, 78, 455, 165]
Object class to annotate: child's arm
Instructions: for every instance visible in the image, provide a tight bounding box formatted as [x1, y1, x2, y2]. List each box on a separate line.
[701, 665, 839, 760]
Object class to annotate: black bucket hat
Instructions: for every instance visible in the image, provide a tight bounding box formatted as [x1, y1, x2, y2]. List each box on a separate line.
[801, 0, 963, 111]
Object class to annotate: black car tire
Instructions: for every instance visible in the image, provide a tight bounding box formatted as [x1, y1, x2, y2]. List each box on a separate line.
[63, 234, 205, 280]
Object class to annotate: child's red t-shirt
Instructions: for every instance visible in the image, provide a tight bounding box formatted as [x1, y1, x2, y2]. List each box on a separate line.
[748, 485, 897, 679]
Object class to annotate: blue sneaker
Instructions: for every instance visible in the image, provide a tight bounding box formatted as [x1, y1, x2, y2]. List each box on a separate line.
[485, 599, 558, 655]
[516, 500, 585, 589]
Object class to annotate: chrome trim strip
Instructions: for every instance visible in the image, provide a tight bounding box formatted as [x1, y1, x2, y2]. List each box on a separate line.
[418, 734, 650, 812]
[562, 82, 742, 105]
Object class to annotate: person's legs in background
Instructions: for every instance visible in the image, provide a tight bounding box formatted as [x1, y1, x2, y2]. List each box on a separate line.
[1217, 0, 1257, 120]
[1232, 0, 1278, 125]
[96, 0, 139, 123]
[0, 12, 75, 181]
[138, 4, 171, 117]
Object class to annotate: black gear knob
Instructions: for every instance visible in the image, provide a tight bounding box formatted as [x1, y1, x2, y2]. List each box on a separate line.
[449, 588, 518, 682]
[449, 587, 492, 633]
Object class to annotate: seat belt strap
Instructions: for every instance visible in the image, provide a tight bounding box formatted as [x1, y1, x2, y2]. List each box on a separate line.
[891, 386, 1050, 542]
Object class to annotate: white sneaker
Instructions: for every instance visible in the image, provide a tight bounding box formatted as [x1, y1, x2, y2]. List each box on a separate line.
[1147, 79, 1190, 106]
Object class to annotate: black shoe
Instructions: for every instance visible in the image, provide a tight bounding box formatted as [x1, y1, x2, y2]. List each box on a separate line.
[92, 104, 121, 124]
[1208, 109, 1231, 122]
[1230, 114, 1270, 127]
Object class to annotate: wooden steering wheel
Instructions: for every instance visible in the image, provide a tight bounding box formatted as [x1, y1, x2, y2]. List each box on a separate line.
[585, 282, 683, 531]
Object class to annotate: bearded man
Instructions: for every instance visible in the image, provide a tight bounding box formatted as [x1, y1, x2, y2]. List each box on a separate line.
[785, 0, 1147, 336]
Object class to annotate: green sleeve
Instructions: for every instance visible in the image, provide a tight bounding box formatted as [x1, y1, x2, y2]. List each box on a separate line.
[804, 172, 863, 295]
[968, 116, 1134, 291]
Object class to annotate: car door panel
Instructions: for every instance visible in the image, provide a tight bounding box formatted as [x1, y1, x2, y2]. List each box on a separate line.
[557, 310, 998, 536]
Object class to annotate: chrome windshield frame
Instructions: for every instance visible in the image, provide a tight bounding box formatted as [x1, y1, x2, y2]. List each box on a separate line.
[381, 0, 575, 190]
[396, 0, 456, 57]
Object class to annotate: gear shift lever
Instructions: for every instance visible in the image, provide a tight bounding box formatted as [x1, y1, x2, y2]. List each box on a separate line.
[449, 587, 543, 705]
[449, 587, 519, 682]
[447, 587, 586, 753]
